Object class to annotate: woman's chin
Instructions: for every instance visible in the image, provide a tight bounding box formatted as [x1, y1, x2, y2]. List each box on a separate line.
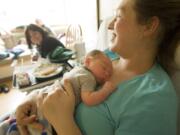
[109, 43, 118, 52]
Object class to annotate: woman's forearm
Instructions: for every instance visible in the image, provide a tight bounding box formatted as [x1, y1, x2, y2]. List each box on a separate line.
[52, 116, 82, 135]
[39, 80, 79, 135]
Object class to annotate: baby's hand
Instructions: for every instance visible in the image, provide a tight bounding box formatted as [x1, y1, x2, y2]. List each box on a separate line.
[103, 81, 116, 93]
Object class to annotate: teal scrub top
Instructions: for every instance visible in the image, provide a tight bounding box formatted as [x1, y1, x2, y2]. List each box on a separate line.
[75, 63, 177, 135]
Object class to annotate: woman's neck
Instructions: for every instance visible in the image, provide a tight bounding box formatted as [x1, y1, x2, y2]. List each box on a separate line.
[119, 40, 158, 74]
[118, 50, 156, 75]
[111, 41, 158, 85]
[119, 59, 154, 74]
[111, 55, 155, 86]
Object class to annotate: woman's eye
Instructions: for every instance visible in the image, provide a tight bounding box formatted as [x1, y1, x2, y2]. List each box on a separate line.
[116, 13, 122, 19]
[116, 15, 121, 19]
[114, 10, 122, 20]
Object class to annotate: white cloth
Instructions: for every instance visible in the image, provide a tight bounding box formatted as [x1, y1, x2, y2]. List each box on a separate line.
[96, 17, 113, 51]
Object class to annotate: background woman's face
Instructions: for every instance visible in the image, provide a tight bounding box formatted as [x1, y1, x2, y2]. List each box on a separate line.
[29, 30, 43, 45]
[109, 0, 144, 57]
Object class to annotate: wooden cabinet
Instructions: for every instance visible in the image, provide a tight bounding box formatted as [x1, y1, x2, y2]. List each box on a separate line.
[0, 50, 31, 80]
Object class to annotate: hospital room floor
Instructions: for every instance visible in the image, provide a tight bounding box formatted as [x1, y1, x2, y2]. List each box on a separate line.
[0, 79, 26, 116]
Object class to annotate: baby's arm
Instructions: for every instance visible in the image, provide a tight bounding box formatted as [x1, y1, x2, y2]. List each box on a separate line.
[81, 81, 116, 106]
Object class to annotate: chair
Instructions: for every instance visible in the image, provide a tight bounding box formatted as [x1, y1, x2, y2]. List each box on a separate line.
[172, 70, 180, 135]
[171, 44, 180, 135]
[65, 24, 82, 50]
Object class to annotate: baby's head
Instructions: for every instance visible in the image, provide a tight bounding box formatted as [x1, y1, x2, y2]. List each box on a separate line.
[84, 50, 113, 84]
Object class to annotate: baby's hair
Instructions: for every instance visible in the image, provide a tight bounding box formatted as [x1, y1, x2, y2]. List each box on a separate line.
[86, 49, 104, 58]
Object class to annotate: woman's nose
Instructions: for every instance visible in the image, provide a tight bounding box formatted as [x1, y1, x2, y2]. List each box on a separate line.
[108, 18, 115, 30]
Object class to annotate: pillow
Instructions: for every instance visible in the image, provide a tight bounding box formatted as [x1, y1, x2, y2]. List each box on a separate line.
[170, 42, 180, 135]
[171, 42, 180, 92]
[174, 42, 180, 69]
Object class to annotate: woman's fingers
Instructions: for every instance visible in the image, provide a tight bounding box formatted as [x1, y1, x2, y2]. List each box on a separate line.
[29, 122, 44, 131]
[21, 114, 37, 125]
[37, 92, 48, 112]
[38, 79, 75, 126]
[18, 125, 30, 135]
[16, 101, 37, 125]
[63, 79, 74, 97]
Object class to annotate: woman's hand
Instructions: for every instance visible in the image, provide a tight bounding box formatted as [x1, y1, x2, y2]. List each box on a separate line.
[15, 91, 44, 134]
[15, 97, 37, 135]
[15, 92, 38, 126]
[38, 80, 78, 134]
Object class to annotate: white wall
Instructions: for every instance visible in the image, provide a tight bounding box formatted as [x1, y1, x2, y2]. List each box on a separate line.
[99, 0, 121, 20]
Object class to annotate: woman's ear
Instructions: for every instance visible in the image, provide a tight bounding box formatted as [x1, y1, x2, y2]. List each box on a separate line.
[143, 16, 160, 37]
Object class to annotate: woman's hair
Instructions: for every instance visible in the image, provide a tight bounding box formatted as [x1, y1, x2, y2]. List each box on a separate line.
[25, 24, 48, 49]
[134, 0, 180, 73]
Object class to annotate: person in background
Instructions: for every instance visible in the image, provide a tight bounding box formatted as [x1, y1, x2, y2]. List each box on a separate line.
[35, 18, 55, 36]
[15, 0, 179, 134]
[25, 24, 65, 59]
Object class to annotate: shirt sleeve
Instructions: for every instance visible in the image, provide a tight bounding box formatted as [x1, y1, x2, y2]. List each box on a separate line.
[81, 80, 96, 91]
[79, 72, 97, 91]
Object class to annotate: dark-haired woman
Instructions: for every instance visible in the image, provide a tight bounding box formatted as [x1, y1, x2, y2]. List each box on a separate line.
[25, 24, 64, 58]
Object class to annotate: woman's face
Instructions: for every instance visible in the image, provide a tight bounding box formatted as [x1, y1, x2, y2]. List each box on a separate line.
[28, 30, 43, 45]
[108, 0, 144, 57]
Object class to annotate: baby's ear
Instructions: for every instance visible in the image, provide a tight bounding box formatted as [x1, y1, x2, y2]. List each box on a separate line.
[84, 56, 93, 67]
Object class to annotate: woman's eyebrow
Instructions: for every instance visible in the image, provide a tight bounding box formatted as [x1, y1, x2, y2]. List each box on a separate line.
[115, 8, 124, 17]
[115, 6, 125, 17]
[121, 6, 126, 12]
[117, 5, 126, 13]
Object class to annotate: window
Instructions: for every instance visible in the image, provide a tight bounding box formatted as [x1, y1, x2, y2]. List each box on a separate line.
[0, 0, 98, 50]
